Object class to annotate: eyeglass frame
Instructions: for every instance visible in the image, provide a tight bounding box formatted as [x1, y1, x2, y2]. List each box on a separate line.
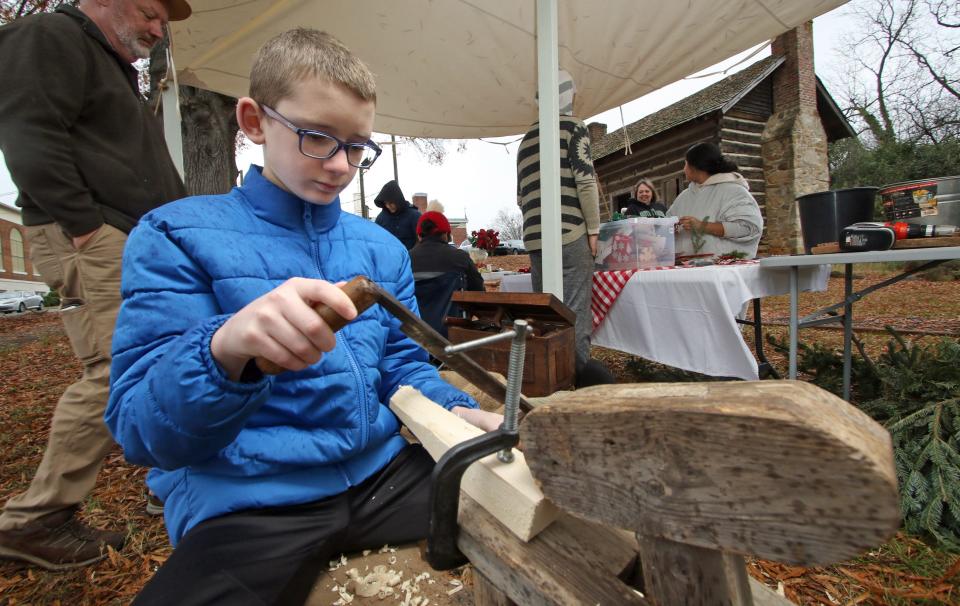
[259, 104, 382, 169]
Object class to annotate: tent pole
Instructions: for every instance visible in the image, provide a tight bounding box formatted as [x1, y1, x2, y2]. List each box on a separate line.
[161, 43, 185, 181]
[536, 0, 562, 300]
[391, 134, 399, 183]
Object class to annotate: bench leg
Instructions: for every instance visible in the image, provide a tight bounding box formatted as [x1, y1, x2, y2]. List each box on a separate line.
[637, 535, 753, 606]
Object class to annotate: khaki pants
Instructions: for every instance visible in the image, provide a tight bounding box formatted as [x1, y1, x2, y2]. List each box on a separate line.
[0, 223, 126, 530]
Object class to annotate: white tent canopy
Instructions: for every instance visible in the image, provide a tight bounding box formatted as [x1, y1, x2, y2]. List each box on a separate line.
[170, 0, 847, 139]
[166, 0, 848, 297]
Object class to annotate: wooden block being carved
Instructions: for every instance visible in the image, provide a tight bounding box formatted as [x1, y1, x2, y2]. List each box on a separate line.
[520, 381, 901, 566]
[389, 386, 558, 541]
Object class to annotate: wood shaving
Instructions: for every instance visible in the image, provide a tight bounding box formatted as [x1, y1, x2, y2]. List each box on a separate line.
[345, 565, 403, 598]
[446, 579, 464, 596]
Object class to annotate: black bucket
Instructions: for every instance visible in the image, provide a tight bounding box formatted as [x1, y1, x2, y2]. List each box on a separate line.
[797, 187, 878, 254]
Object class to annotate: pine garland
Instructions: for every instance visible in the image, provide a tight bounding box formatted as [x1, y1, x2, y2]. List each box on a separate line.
[870, 334, 960, 551]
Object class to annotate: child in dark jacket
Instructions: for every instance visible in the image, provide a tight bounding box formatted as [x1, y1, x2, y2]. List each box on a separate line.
[106, 28, 501, 605]
[374, 179, 421, 249]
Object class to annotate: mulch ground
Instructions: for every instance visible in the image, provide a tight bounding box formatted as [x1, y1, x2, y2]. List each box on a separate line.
[1, 264, 959, 604]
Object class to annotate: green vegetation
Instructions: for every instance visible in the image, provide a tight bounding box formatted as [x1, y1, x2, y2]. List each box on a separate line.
[829, 137, 960, 193]
[42, 289, 60, 308]
[776, 329, 960, 552]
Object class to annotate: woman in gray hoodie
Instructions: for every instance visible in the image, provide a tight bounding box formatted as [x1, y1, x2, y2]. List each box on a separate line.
[668, 143, 763, 258]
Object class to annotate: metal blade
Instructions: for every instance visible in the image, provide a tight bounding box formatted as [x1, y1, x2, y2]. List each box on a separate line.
[370, 283, 533, 413]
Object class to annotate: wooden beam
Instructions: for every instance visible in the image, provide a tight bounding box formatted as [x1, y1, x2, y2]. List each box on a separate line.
[520, 381, 901, 566]
[458, 495, 649, 605]
[389, 386, 558, 541]
[457, 494, 796, 606]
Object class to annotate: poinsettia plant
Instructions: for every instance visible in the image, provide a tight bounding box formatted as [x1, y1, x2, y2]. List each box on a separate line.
[469, 229, 500, 253]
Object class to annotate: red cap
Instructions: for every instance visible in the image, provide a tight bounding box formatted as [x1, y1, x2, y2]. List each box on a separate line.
[417, 211, 451, 237]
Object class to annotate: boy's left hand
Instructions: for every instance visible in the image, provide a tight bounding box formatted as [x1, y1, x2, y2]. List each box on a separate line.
[451, 406, 503, 433]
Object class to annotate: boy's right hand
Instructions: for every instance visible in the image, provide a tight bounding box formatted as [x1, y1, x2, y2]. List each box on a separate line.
[211, 278, 357, 381]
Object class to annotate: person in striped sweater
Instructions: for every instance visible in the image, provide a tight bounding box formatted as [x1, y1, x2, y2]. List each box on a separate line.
[517, 69, 602, 369]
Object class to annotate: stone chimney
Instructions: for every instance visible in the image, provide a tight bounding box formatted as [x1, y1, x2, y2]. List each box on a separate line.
[587, 122, 608, 144]
[412, 193, 428, 213]
[761, 21, 830, 255]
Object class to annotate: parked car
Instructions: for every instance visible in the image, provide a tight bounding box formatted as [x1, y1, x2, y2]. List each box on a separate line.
[493, 239, 526, 255]
[0, 290, 44, 313]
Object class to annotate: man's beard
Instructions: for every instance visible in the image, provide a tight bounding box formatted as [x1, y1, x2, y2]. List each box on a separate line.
[114, 18, 158, 60]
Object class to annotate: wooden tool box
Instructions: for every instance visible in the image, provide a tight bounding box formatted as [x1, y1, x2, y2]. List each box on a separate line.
[447, 291, 576, 397]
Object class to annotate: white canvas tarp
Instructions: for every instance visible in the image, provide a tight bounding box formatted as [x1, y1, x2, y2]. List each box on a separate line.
[166, 0, 848, 298]
[170, 0, 848, 139]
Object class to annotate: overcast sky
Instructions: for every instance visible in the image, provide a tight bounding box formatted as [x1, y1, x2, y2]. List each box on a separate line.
[0, 5, 856, 237]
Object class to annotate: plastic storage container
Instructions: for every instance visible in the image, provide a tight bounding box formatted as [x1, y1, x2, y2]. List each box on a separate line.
[595, 217, 677, 271]
[797, 187, 878, 254]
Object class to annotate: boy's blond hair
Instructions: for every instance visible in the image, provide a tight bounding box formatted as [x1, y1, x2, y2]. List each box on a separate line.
[250, 28, 376, 107]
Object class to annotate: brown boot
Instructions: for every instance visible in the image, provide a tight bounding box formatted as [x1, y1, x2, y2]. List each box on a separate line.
[0, 507, 125, 570]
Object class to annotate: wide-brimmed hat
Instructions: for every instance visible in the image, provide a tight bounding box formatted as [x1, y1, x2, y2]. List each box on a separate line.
[162, 0, 192, 21]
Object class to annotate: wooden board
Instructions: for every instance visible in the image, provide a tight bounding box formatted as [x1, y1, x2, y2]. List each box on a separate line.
[389, 386, 558, 541]
[520, 381, 901, 566]
[457, 494, 796, 606]
[811, 235, 960, 254]
[458, 495, 649, 605]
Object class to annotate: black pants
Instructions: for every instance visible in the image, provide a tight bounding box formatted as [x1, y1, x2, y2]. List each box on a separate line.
[134, 445, 434, 606]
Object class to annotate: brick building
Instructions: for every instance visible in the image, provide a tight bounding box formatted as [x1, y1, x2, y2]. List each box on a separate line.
[589, 23, 853, 255]
[0, 201, 47, 293]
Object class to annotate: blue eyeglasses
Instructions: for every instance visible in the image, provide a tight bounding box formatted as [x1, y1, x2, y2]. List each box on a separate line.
[261, 105, 382, 169]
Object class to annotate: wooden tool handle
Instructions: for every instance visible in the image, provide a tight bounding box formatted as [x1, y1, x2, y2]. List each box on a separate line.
[255, 275, 379, 375]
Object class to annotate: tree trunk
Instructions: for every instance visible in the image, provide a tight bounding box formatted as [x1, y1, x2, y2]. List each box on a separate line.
[149, 38, 238, 197]
[179, 86, 238, 195]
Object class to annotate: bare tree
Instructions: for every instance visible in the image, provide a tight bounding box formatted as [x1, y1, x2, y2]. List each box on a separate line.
[835, 0, 960, 144]
[0, 0, 68, 22]
[492, 207, 523, 241]
[387, 138, 468, 167]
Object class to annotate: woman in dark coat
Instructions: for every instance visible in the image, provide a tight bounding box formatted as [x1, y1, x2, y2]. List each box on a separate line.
[409, 211, 484, 291]
[374, 180, 421, 249]
[623, 177, 667, 218]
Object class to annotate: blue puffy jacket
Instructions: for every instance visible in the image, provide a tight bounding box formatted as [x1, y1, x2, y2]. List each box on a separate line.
[106, 166, 477, 545]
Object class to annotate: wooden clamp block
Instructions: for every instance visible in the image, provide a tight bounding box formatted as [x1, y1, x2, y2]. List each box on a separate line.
[389, 386, 559, 541]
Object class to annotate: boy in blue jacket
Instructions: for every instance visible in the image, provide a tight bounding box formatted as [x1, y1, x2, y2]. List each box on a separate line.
[106, 28, 501, 605]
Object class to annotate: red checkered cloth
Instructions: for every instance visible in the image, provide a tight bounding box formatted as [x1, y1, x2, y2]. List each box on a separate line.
[591, 269, 637, 330]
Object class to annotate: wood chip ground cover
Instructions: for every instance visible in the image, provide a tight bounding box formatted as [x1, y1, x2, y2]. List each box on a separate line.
[0, 269, 958, 604]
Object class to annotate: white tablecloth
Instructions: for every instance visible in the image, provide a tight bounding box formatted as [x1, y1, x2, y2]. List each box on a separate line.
[499, 273, 534, 292]
[500, 263, 830, 380]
